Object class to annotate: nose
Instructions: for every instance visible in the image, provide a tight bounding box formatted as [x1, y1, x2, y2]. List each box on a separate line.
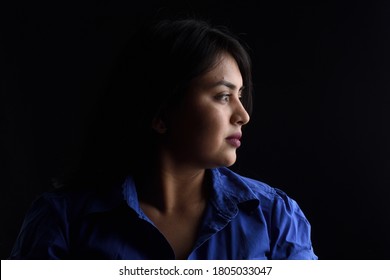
[231, 99, 250, 126]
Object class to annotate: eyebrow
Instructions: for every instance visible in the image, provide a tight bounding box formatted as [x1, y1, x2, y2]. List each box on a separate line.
[212, 80, 244, 92]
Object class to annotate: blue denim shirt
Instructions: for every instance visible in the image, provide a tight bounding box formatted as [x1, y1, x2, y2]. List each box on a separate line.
[9, 167, 317, 259]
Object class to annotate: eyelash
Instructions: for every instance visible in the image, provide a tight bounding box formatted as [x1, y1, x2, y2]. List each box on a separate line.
[215, 93, 243, 103]
[216, 93, 231, 102]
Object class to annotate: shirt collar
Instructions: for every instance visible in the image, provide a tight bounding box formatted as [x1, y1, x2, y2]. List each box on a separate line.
[82, 167, 260, 217]
[210, 167, 260, 218]
[120, 167, 259, 219]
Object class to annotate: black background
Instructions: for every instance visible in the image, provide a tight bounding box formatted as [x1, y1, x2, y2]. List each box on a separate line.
[2, 1, 390, 259]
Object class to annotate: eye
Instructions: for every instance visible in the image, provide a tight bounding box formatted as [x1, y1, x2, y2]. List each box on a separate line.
[215, 93, 231, 103]
[238, 89, 244, 100]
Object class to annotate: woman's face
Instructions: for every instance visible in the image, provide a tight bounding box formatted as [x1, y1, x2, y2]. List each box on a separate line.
[159, 52, 250, 169]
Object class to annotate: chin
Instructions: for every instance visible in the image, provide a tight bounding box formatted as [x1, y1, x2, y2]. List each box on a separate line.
[202, 151, 237, 168]
[219, 154, 237, 167]
[223, 162, 236, 168]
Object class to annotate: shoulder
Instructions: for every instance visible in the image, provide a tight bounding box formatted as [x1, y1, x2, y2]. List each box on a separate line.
[30, 183, 124, 219]
[214, 167, 298, 210]
[214, 167, 312, 232]
[215, 167, 317, 260]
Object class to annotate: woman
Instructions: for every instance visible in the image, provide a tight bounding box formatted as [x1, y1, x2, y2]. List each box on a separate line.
[9, 18, 317, 259]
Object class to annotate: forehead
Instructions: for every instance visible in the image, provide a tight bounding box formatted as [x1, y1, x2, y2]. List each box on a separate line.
[190, 53, 243, 91]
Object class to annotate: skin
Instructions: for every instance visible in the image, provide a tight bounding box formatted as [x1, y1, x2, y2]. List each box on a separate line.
[138, 52, 250, 259]
[164, 52, 250, 169]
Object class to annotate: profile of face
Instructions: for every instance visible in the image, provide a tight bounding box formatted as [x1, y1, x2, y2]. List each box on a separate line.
[154, 52, 250, 169]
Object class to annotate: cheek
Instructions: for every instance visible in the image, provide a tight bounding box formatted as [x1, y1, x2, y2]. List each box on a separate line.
[169, 97, 229, 149]
[189, 108, 227, 146]
[190, 100, 220, 124]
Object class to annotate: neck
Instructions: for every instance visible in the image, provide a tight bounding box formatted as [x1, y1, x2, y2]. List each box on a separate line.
[136, 150, 209, 213]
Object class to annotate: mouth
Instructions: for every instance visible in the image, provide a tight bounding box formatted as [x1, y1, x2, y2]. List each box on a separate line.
[225, 133, 242, 148]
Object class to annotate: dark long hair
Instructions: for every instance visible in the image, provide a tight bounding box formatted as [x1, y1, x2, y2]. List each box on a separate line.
[60, 18, 253, 190]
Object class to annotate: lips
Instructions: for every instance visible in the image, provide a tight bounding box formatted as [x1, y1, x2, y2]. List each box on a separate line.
[226, 132, 242, 148]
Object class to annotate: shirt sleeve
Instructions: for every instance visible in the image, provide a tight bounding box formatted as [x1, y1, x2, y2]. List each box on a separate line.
[269, 188, 318, 260]
[8, 193, 70, 259]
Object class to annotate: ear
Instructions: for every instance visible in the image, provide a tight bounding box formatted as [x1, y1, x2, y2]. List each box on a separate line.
[152, 117, 167, 134]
